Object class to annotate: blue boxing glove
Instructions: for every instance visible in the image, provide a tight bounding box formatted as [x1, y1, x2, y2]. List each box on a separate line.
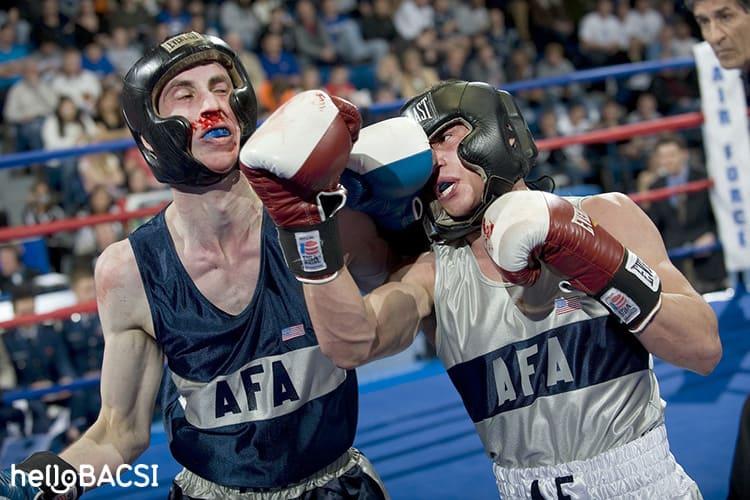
[342, 117, 433, 231]
[1, 452, 82, 500]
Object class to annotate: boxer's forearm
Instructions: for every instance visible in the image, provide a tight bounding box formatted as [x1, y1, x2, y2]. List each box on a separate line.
[305, 267, 429, 368]
[305, 268, 378, 369]
[638, 291, 721, 375]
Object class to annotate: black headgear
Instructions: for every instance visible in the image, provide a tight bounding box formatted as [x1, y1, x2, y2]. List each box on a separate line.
[401, 80, 538, 242]
[122, 32, 257, 187]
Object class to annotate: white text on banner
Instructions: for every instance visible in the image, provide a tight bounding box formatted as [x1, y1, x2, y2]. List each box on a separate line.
[694, 41, 750, 272]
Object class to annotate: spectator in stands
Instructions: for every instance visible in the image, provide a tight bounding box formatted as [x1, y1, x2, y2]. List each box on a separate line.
[528, 0, 575, 53]
[325, 65, 356, 99]
[321, 0, 388, 64]
[375, 52, 404, 97]
[0, 244, 39, 297]
[49, 47, 101, 115]
[507, 46, 544, 106]
[432, 0, 459, 39]
[122, 146, 163, 192]
[71, 0, 107, 48]
[3, 284, 74, 435]
[557, 100, 595, 184]
[293, 0, 338, 67]
[3, 284, 76, 390]
[31, 0, 72, 49]
[393, 0, 434, 42]
[621, 91, 662, 169]
[252, 0, 283, 26]
[72, 185, 124, 263]
[486, 8, 521, 67]
[534, 108, 577, 187]
[36, 40, 63, 80]
[578, 0, 629, 67]
[0, 21, 29, 112]
[672, 19, 699, 58]
[400, 47, 439, 98]
[106, 0, 152, 41]
[466, 43, 505, 89]
[258, 32, 300, 83]
[455, 0, 489, 36]
[22, 179, 71, 273]
[60, 268, 103, 439]
[156, 0, 191, 36]
[41, 96, 96, 210]
[92, 87, 128, 139]
[77, 151, 125, 198]
[624, 0, 664, 48]
[645, 134, 727, 293]
[0, 7, 31, 46]
[587, 99, 634, 191]
[358, 0, 398, 44]
[536, 42, 581, 102]
[81, 42, 115, 83]
[259, 6, 295, 53]
[3, 58, 57, 155]
[105, 26, 142, 77]
[219, 0, 261, 50]
[223, 31, 267, 96]
[439, 45, 469, 81]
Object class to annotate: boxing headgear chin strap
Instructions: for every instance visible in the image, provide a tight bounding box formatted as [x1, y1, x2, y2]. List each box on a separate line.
[122, 32, 258, 187]
[401, 80, 538, 243]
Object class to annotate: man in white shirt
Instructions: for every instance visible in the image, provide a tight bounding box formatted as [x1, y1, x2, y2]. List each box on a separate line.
[49, 47, 101, 114]
[3, 58, 57, 153]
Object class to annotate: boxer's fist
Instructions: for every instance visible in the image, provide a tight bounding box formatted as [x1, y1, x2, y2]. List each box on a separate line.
[240, 91, 360, 227]
[483, 191, 662, 333]
[0, 451, 82, 500]
[341, 117, 432, 231]
[0, 470, 42, 500]
[240, 91, 361, 282]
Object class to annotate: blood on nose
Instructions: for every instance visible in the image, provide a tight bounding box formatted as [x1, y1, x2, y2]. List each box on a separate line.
[193, 111, 224, 132]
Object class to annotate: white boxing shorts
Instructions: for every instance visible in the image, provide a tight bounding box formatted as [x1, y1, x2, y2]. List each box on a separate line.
[493, 425, 701, 499]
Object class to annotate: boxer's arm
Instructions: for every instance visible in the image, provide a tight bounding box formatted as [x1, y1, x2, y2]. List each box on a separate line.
[304, 251, 435, 369]
[582, 193, 721, 375]
[61, 240, 163, 476]
[338, 208, 395, 292]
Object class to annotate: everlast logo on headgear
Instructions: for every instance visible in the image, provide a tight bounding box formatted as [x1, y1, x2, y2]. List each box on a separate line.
[160, 31, 204, 53]
[410, 95, 436, 123]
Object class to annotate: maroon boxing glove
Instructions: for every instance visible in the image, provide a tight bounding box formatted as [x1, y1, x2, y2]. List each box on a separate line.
[483, 191, 662, 333]
[240, 90, 361, 283]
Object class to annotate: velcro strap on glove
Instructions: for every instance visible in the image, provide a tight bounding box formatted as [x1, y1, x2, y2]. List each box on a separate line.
[593, 249, 662, 334]
[277, 215, 343, 284]
[17, 451, 82, 500]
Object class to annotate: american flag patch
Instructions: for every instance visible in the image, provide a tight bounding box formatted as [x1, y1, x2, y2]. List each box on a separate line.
[281, 324, 306, 341]
[555, 296, 582, 315]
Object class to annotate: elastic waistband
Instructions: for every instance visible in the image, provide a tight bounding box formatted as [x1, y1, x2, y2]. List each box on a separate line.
[174, 449, 360, 500]
[493, 425, 699, 499]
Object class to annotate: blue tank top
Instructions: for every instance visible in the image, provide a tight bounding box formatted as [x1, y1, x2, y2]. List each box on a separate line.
[129, 209, 358, 489]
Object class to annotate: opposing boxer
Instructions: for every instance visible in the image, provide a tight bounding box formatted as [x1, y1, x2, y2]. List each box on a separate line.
[0, 32, 434, 499]
[244, 80, 722, 498]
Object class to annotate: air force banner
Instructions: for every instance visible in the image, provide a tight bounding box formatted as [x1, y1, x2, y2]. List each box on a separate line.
[694, 41, 750, 272]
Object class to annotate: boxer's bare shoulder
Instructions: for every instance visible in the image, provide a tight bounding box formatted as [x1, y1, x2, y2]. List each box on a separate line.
[94, 239, 155, 339]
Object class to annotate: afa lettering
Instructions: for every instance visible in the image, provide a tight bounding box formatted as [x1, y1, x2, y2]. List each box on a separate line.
[214, 361, 300, 419]
[493, 337, 573, 407]
[272, 360, 300, 407]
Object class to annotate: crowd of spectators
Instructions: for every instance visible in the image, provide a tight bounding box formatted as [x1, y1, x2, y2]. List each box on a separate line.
[0, 0, 730, 456]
